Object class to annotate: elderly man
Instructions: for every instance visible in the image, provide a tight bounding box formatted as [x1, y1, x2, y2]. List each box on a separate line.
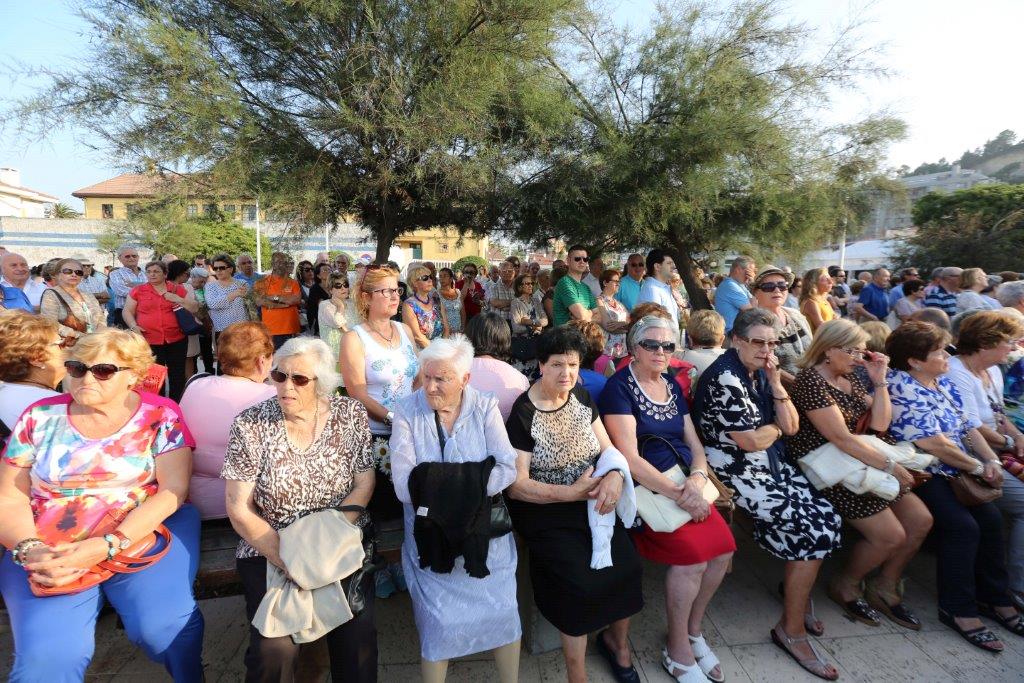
[106, 245, 147, 327]
[616, 253, 646, 311]
[0, 252, 48, 312]
[637, 249, 681, 330]
[998, 281, 1024, 318]
[582, 254, 605, 298]
[485, 260, 517, 322]
[853, 267, 891, 322]
[234, 252, 261, 288]
[924, 266, 962, 316]
[253, 252, 302, 348]
[552, 244, 596, 326]
[713, 255, 756, 334]
[74, 255, 110, 304]
[334, 252, 351, 275]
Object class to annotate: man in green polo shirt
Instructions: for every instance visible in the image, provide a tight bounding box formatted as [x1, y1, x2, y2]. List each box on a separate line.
[552, 244, 596, 326]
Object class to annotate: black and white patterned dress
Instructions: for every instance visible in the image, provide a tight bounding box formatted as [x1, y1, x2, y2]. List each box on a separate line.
[692, 349, 841, 561]
[505, 385, 643, 636]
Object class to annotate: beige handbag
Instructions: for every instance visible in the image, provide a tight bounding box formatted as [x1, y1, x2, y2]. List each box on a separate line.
[634, 464, 721, 533]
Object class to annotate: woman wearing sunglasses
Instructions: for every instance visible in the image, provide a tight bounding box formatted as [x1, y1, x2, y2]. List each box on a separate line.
[318, 271, 359, 370]
[305, 262, 333, 337]
[789, 319, 932, 633]
[0, 328, 204, 680]
[205, 253, 252, 335]
[224, 337, 377, 680]
[39, 257, 107, 347]
[403, 265, 449, 349]
[693, 308, 842, 681]
[750, 265, 811, 386]
[0, 311, 66, 436]
[601, 316, 735, 683]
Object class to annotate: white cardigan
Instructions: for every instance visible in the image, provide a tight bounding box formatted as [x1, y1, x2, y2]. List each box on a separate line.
[798, 436, 936, 500]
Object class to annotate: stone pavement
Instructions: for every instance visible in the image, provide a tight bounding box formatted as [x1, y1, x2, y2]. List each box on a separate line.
[2, 526, 1023, 681]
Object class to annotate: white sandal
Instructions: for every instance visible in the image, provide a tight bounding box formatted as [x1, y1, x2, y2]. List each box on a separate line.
[662, 648, 710, 683]
[689, 634, 725, 682]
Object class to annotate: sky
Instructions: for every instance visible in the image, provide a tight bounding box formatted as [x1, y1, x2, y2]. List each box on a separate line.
[1, 0, 1022, 207]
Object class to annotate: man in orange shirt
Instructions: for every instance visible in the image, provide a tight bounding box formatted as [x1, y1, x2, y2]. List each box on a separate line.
[253, 252, 302, 349]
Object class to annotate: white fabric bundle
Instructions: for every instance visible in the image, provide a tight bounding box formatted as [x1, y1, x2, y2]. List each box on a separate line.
[798, 436, 936, 500]
[587, 446, 636, 569]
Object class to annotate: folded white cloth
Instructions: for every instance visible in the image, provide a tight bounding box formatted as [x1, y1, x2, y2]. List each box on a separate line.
[588, 446, 637, 569]
[252, 509, 366, 643]
[798, 436, 936, 501]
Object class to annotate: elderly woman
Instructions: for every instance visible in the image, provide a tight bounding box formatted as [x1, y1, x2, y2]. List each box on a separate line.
[943, 311, 1024, 611]
[595, 269, 630, 361]
[601, 316, 735, 683]
[506, 326, 643, 683]
[886, 321, 1022, 651]
[389, 335, 521, 682]
[465, 312, 529, 421]
[751, 265, 812, 384]
[893, 280, 926, 322]
[318, 271, 359, 364]
[788, 319, 932, 629]
[340, 264, 420, 596]
[122, 259, 199, 401]
[799, 267, 836, 333]
[997, 280, 1024, 318]
[0, 328, 203, 680]
[205, 253, 251, 334]
[957, 268, 1000, 313]
[179, 322, 276, 520]
[403, 265, 448, 348]
[224, 337, 377, 680]
[679, 309, 726, 386]
[0, 311, 65, 431]
[39, 257, 107, 346]
[693, 308, 841, 681]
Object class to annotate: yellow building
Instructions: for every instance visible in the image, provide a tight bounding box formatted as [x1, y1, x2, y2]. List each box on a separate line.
[72, 173, 265, 222]
[394, 227, 489, 262]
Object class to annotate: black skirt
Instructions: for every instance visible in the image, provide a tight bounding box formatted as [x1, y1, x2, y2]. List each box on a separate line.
[509, 498, 643, 636]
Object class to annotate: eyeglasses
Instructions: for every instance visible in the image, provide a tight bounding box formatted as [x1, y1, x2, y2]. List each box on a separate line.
[371, 287, 401, 297]
[332, 281, 350, 289]
[756, 282, 789, 293]
[416, 275, 433, 282]
[637, 339, 677, 353]
[61, 268, 85, 277]
[211, 265, 230, 271]
[572, 256, 589, 263]
[607, 279, 621, 285]
[64, 361, 130, 381]
[738, 335, 779, 349]
[270, 369, 316, 386]
[840, 347, 866, 360]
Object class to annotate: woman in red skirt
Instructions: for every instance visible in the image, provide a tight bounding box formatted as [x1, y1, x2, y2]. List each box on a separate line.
[601, 315, 735, 683]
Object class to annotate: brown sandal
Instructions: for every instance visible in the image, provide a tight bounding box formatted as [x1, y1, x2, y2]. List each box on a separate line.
[770, 624, 839, 680]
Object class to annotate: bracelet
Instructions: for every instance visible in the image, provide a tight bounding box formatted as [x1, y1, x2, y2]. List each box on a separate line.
[873, 381, 890, 389]
[690, 470, 710, 482]
[970, 463, 985, 476]
[11, 538, 44, 567]
[772, 394, 791, 402]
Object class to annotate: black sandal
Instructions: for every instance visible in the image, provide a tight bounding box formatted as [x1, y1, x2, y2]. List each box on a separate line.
[595, 629, 640, 683]
[938, 610, 1004, 653]
[827, 588, 882, 627]
[865, 579, 921, 631]
[978, 603, 1024, 637]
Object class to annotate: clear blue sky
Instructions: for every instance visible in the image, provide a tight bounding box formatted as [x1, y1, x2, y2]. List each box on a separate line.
[2, 0, 1022, 207]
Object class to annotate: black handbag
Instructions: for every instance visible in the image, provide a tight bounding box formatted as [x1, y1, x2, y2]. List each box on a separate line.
[434, 411, 513, 538]
[334, 504, 382, 616]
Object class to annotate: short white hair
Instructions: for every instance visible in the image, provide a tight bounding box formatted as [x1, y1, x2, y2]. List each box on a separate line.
[997, 280, 1024, 307]
[273, 337, 341, 397]
[419, 334, 474, 376]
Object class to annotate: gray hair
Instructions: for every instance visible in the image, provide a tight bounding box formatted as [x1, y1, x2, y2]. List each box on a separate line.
[731, 308, 780, 340]
[273, 337, 341, 397]
[997, 280, 1024, 307]
[116, 244, 138, 257]
[418, 334, 474, 376]
[732, 256, 754, 271]
[940, 266, 963, 279]
[626, 315, 677, 353]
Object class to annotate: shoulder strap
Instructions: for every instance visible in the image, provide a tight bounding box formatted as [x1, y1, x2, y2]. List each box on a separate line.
[638, 433, 689, 474]
[182, 372, 213, 394]
[434, 411, 447, 462]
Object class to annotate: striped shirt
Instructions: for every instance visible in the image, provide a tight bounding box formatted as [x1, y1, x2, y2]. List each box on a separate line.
[107, 267, 147, 309]
[923, 285, 957, 316]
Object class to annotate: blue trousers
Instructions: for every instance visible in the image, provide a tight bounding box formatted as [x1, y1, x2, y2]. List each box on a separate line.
[0, 504, 205, 682]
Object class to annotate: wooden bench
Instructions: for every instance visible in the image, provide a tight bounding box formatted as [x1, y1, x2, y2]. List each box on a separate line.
[195, 519, 243, 599]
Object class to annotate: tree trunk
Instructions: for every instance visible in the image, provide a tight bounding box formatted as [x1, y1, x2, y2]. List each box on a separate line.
[667, 234, 712, 310]
[374, 224, 396, 264]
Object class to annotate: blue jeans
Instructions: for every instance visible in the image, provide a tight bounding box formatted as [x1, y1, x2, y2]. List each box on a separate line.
[0, 504, 205, 682]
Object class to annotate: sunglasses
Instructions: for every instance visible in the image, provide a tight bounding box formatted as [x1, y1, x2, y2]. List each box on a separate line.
[637, 339, 677, 353]
[738, 335, 779, 349]
[463, 270, 477, 276]
[301, 266, 313, 271]
[572, 256, 589, 263]
[270, 369, 316, 386]
[64, 360, 130, 380]
[61, 268, 85, 277]
[332, 281, 350, 289]
[756, 282, 789, 292]
[416, 275, 433, 282]
[371, 287, 401, 297]
[211, 265, 230, 271]
[521, 281, 534, 286]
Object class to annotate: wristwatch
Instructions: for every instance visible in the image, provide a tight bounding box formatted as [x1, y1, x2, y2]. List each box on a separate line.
[384, 411, 395, 426]
[273, 295, 281, 303]
[883, 456, 896, 475]
[1004, 434, 1015, 451]
[103, 531, 132, 559]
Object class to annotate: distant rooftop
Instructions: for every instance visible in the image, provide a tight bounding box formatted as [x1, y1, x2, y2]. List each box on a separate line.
[72, 173, 178, 198]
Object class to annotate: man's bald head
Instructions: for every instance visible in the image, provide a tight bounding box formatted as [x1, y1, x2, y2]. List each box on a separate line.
[1, 253, 30, 287]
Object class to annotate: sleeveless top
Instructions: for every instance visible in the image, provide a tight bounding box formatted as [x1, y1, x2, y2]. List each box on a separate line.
[407, 295, 444, 340]
[353, 321, 419, 434]
[439, 290, 463, 333]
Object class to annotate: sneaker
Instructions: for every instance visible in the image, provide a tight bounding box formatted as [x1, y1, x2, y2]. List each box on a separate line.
[390, 562, 407, 592]
[375, 567, 396, 599]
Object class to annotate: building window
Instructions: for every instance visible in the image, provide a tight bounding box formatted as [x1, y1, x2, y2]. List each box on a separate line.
[411, 242, 423, 259]
[101, 203, 114, 219]
[203, 203, 218, 218]
[223, 204, 236, 219]
[187, 204, 198, 217]
[242, 204, 257, 221]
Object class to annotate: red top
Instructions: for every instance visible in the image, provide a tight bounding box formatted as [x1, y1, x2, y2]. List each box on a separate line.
[130, 283, 187, 346]
[456, 279, 486, 318]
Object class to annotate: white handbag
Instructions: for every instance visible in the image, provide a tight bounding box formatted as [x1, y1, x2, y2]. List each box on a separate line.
[634, 464, 720, 533]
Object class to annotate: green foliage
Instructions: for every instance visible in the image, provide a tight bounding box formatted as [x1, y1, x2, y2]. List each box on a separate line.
[49, 203, 82, 218]
[452, 255, 488, 273]
[13, 0, 580, 261]
[894, 183, 1024, 273]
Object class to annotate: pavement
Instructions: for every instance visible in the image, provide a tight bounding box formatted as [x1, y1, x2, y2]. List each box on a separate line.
[2, 525, 1023, 682]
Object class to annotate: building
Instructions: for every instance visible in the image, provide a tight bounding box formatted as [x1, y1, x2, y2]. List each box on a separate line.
[0, 168, 59, 218]
[393, 227, 488, 265]
[864, 164, 996, 238]
[72, 173, 266, 222]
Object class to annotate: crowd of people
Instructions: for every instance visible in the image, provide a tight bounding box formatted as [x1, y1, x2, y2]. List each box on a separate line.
[3, 241, 1024, 683]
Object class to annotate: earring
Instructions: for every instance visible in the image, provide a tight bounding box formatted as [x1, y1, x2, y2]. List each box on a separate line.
[824, 356, 830, 364]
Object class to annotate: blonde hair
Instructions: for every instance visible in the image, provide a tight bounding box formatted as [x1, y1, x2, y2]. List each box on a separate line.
[960, 267, 987, 290]
[859, 321, 891, 354]
[799, 267, 829, 305]
[0, 310, 60, 382]
[356, 265, 399, 320]
[796, 318, 869, 369]
[408, 265, 430, 283]
[70, 328, 155, 382]
[686, 309, 725, 347]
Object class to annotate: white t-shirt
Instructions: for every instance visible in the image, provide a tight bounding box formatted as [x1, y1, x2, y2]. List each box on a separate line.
[944, 356, 1002, 430]
[0, 382, 59, 433]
